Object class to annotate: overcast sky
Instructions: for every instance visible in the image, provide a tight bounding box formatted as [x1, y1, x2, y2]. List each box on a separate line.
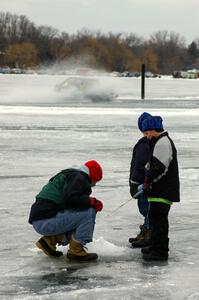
[0, 0, 198, 44]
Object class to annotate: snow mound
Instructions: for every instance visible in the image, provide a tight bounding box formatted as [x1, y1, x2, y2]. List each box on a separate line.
[87, 237, 130, 256]
[57, 237, 131, 257]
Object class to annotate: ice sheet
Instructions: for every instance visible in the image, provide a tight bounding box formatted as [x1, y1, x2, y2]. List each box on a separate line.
[0, 75, 199, 299]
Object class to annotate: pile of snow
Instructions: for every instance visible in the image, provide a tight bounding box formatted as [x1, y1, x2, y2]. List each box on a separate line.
[57, 237, 131, 257]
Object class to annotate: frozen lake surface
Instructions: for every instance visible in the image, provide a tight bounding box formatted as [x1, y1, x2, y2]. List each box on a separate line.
[0, 75, 199, 299]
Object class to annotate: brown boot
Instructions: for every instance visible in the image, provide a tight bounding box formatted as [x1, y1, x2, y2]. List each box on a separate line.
[36, 234, 65, 258]
[131, 229, 152, 248]
[129, 225, 145, 243]
[67, 239, 98, 262]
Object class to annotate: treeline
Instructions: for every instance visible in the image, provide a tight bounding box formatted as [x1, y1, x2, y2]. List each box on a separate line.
[0, 11, 199, 74]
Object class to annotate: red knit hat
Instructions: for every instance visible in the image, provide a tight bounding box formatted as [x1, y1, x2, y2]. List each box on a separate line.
[84, 160, 103, 182]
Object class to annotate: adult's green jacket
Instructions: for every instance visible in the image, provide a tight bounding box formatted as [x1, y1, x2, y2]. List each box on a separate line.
[28, 168, 92, 223]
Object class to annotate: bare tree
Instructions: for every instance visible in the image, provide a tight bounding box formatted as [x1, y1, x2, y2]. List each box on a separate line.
[149, 30, 187, 73]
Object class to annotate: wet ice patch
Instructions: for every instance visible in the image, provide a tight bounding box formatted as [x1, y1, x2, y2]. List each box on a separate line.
[3, 271, 114, 298]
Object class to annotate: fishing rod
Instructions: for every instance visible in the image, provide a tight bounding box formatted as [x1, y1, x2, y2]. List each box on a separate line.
[110, 187, 143, 214]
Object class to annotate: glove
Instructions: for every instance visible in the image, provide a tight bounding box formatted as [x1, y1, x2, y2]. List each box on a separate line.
[90, 197, 103, 212]
[132, 184, 144, 199]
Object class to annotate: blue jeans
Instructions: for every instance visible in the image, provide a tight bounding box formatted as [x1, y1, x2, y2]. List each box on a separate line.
[32, 208, 96, 245]
[137, 193, 150, 229]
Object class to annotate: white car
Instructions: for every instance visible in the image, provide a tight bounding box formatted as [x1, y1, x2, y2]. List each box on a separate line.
[55, 77, 117, 102]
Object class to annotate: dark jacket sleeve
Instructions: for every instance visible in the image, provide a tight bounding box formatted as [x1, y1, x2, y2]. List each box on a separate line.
[146, 157, 166, 183]
[130, 141, 150, 184]
[62, 172, 92, 209]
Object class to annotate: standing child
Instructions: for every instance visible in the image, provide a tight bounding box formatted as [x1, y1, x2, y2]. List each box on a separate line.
[129, 112, 152, 247]
[141, 116, 180, 261]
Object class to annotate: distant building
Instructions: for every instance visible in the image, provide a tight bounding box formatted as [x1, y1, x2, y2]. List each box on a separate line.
[173, 69, 199, 79]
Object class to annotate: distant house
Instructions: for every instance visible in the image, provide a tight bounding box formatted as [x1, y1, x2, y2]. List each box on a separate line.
[173, 69, 199, 79]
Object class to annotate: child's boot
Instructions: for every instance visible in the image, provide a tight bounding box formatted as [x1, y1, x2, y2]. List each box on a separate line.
[131, 229, 152, 248]
[128, 225, 145, 243]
